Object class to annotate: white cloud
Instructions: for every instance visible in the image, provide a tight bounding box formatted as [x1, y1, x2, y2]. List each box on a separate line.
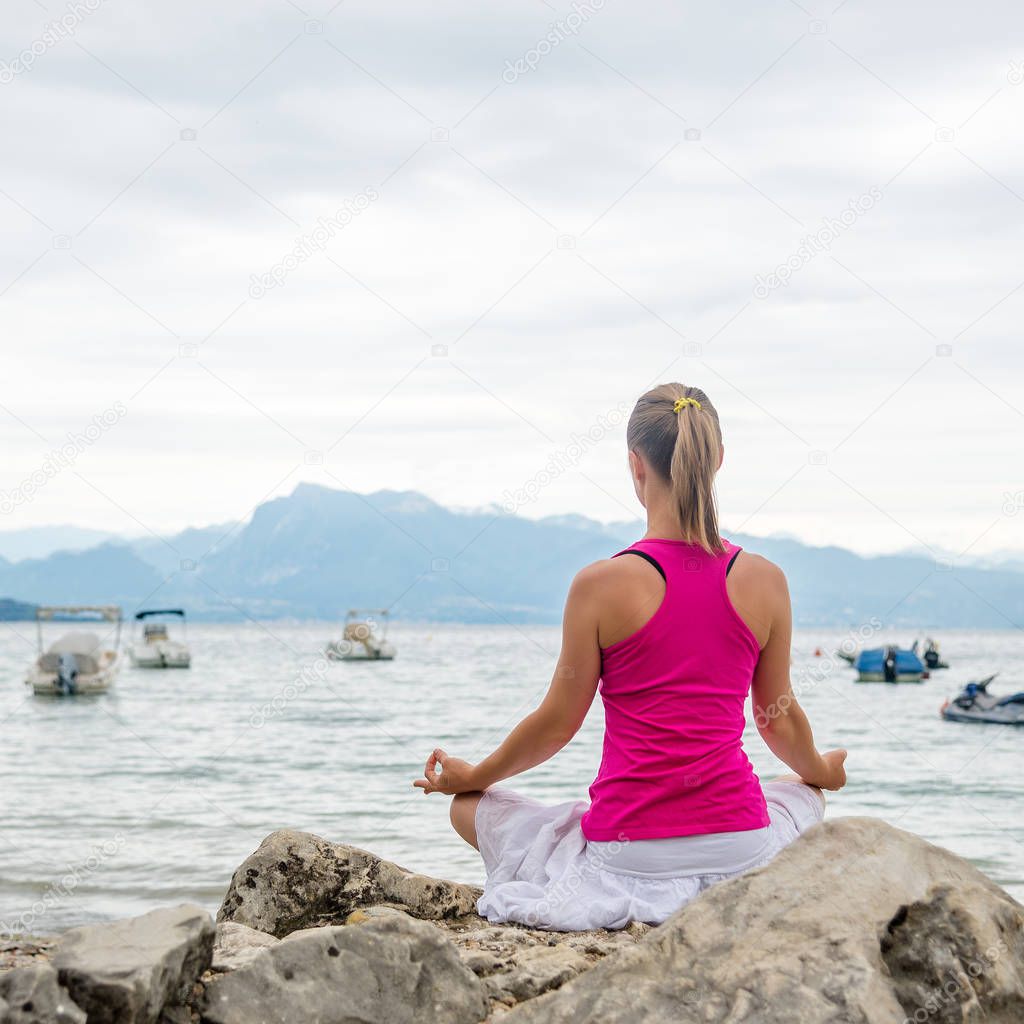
[0, 0, 1022, 558]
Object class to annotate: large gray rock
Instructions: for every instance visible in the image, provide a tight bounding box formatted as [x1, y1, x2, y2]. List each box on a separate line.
[200, 914, 487, 1024]
[500, 818, 1024, 1024]
[53, 904, 214, 1024]
[0, 965, 85, 1024]
[217, 829, 480, 937]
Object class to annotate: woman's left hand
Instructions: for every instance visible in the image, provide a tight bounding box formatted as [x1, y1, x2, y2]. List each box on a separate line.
[413, 748, 481, 795]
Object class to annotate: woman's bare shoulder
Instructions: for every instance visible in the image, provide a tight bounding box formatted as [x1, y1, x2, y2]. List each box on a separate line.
[571, 556, 647, 595]
[732, 549, 788, 589]
[725, 550, 789, 647]
[572, 555, 666, 647]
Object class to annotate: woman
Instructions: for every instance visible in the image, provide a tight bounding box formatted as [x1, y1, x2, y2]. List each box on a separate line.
[413, 383, 847, 931]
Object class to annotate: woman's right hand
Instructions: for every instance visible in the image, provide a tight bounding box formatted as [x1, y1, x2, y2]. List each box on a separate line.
[808, 748, 847, 791]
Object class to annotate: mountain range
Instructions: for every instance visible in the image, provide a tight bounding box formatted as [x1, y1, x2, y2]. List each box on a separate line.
[0, 483, 1022, 627]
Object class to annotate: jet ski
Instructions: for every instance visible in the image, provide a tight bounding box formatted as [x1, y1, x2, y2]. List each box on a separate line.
[941, 675, 1024, 725]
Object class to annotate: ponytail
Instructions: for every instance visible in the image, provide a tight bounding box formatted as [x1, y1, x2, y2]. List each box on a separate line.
[626, 384, 725, 554]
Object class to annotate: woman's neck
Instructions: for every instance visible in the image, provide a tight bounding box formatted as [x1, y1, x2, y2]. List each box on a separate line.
[643, 507, 685, 542]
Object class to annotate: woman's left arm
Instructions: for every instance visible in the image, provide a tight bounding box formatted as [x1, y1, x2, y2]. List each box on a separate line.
[413, 567, 603, 796]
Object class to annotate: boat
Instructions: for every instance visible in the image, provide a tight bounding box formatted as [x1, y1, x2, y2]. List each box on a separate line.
[326, 609, 396, 661]
[129, 609, 191, 668]
[25, 605, 123, 695]
[854, 645, 925, 683]
[941, 676, 1024, 725]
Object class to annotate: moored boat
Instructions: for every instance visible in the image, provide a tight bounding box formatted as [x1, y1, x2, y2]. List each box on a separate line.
[854, 645, 925, 683]
[326, 609, 396, 661]
[25, 606, 123, 695]
[129, 608, 191, 668]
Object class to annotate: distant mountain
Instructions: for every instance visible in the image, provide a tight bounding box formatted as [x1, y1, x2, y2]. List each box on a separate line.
[0, 525, 120, 562]
[0, 597, 36, 620]
[188, 485, 638, 621]
[130, 522, 237, 577]
[0, 544, 164, 609]
[0, 483, 1021, 627]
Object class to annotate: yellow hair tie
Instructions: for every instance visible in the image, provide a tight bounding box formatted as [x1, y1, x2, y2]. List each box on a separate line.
[673, 396, 702, 413]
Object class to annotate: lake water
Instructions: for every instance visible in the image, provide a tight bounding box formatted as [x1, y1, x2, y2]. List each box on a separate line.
[1, 622, 1022, 936]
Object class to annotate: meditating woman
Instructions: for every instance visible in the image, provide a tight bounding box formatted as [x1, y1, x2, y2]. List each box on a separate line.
[413, 383, 847, 930]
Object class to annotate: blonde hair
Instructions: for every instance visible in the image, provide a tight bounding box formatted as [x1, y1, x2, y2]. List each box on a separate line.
[626, 383, 725, 554]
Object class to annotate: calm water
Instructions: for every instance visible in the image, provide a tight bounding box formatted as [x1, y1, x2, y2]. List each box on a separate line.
[1, 622, 1021, 935]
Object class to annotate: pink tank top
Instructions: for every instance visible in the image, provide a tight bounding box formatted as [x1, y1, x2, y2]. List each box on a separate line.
[579, 538, 770, 842]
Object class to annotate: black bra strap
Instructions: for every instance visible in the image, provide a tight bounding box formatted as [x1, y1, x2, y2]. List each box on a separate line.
[726, 548, 742, 576]
[613, 548, 666, 581]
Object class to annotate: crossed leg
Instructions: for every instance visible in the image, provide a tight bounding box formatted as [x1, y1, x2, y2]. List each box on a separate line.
[449, 792, 484, 850]
[772, 774, 826, 811]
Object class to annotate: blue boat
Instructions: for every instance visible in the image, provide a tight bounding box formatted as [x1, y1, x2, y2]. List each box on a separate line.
[854, 645, 925, 683]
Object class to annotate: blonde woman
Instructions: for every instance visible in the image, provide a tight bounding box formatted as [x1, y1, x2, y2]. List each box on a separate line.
[414, 384, 847, 930]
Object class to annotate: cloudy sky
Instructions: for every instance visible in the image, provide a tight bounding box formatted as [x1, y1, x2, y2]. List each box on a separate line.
[1, 0, 1022, 559]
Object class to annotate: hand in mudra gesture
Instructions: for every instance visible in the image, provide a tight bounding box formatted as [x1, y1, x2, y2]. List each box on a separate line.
[815, 748, 848, 791]
[413, 748, 480, 795]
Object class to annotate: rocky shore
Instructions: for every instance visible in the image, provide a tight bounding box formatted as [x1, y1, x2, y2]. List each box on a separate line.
[2, 818, 1022, 1023]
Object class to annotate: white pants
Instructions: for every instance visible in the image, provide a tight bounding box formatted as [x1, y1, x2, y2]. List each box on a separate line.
[474, 780, 826, 931]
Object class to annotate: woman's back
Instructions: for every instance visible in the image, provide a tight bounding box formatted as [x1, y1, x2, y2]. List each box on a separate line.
[581, 538, 769, 841]
[415, 381, 846, 931]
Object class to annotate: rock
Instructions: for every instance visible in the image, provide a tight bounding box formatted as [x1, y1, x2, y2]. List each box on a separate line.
[210, 923, 278, 973]
[53, 904, 214, 1024]
[880, 886, 1023, 1022]
[437, 922, 636, 1016]
[209, 818, 1024, 1021]
[200, 914, 487, 1024]
[458, 926, 540, 950]
[0, 965, 85, 1024]
[0, 942, 55, 974]
[285, 906, 412, 944]
[217, 830, 481, 937]
[344, 905, 413, 925]
[155, 1008, 193, 1024]
[498, 818, 1024, 1023]
[485, 945, 590, 1004]
[459, 948, 503, 976]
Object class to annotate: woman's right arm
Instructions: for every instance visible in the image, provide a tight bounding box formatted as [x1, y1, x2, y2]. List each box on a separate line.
[750, 563, 847, 791]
